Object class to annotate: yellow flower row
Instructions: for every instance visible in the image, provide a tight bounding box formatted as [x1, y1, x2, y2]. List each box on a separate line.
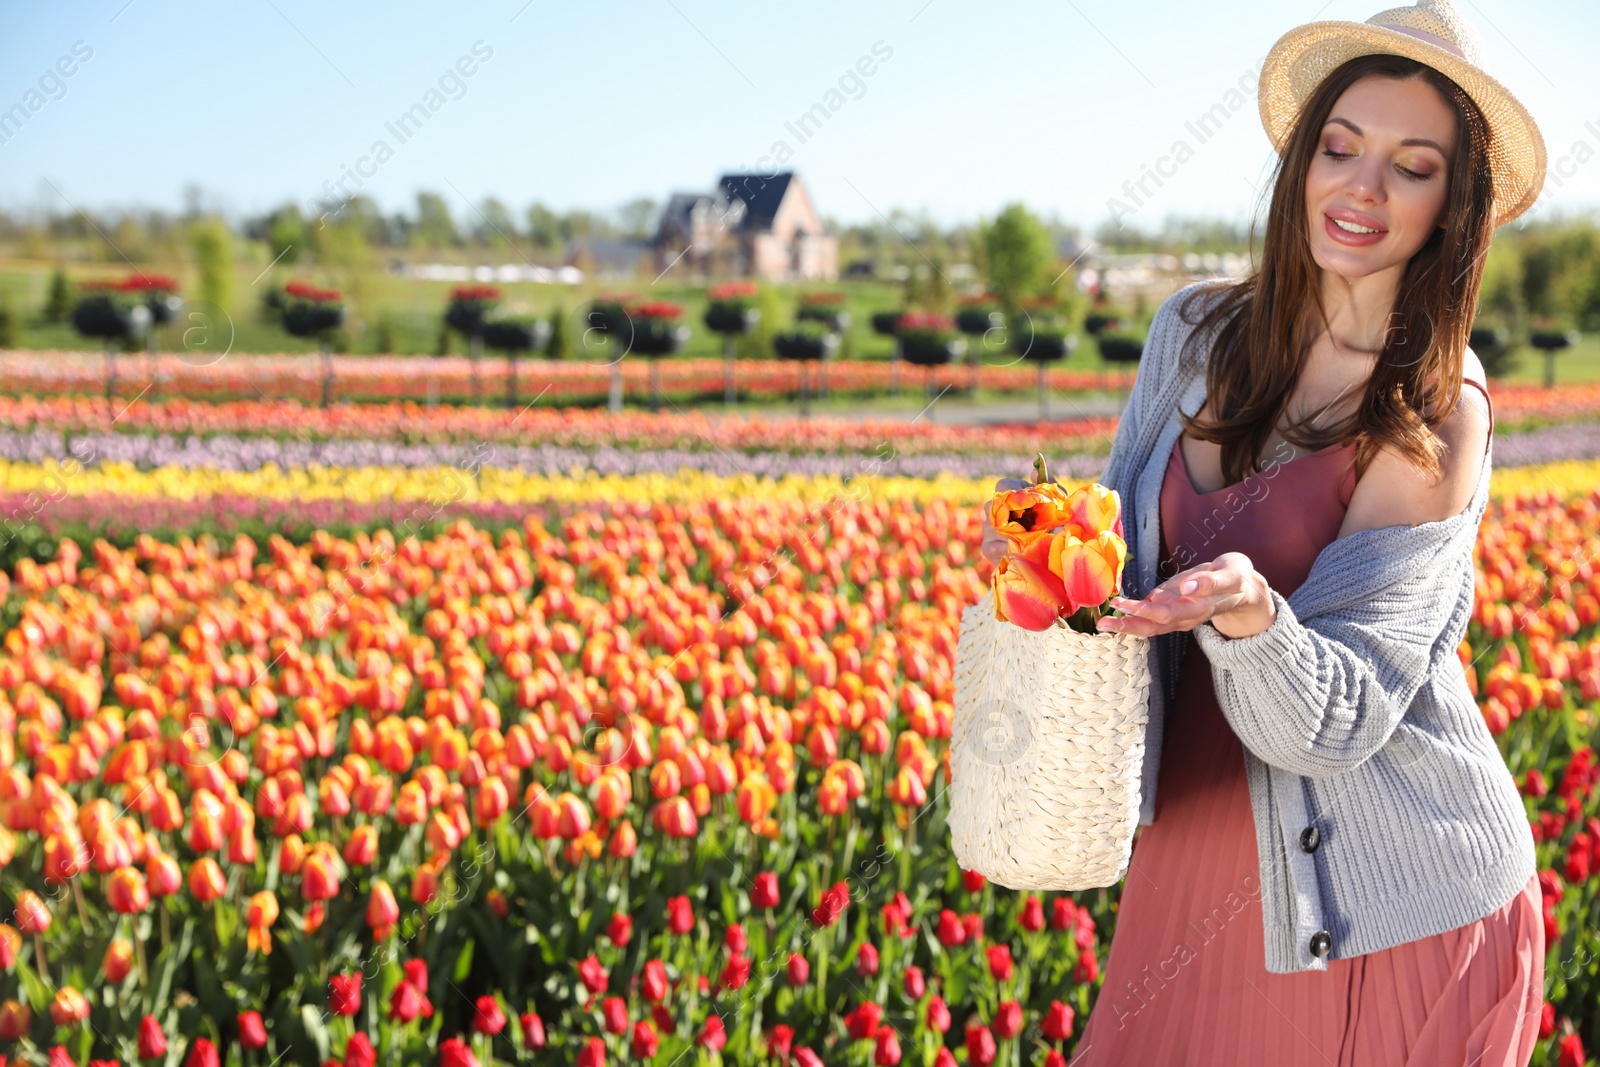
[0, 456, 1593, 508]
[0, 459, 1004, 507]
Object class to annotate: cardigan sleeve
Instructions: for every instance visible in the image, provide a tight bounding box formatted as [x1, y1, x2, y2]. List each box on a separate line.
[1189, 550, 1472, 779]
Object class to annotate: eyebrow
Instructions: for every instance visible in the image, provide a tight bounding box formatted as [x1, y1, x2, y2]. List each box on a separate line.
[1325, 117, 1448, 154]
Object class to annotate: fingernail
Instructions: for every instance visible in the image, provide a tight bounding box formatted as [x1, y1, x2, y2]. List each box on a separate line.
[1180, 579, 1198, 594]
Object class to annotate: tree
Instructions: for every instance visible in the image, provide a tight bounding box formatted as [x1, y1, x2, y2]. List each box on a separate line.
[981, 203, 1053, 312]
[190, 217, 233, 315]
[44, 268, 72, 323]
[525, 203, 564, 250]
[617, 197, 661, 240]
[412, 192, 458, 250]
[474, 198, 518, 247]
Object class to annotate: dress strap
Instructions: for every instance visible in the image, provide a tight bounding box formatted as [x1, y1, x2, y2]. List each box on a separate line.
[1459, 377, 1494, 454]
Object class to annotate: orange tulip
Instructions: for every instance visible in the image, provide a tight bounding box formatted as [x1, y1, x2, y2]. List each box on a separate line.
[245, 890, 278, 955]
[0, 998, 31, 1039]
[343, 824, 379, 867]
[301, 844, 340, 901]
[991, 554, 1068, 631]
[367, 879, 399, 940]
[13, 890, 50, 935]
[103, 938, 134, 983]
[1048, 528, 1127, 610]
[187, 857, 226, 903]
[107, 867, 150, 914]
[50, 985, 90, 1025]
[1062, 483, 1124, 539]
[985, 482, 1076, 561]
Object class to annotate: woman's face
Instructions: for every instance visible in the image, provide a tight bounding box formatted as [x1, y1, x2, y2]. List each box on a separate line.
[1304, 73, 1458, 280]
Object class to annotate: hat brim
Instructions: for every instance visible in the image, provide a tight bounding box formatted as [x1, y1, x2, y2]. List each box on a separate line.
[1257, 20, 1547, 228]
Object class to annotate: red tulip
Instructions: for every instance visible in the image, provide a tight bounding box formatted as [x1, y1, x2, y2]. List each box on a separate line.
[238, 1011, 268, 1049]
[440, 1037, 480, 1067]
[965, 1022, 997, 1067]
[519, 1012, 546, 1049]
[329, 973, 361, 1016]
[698, 1013, 727, 1050]
[787, 953, 810, 986]
[903, 965, 926, 1000]
[186, 1036, 220, 1067]
[875, 1025, 902, 1066]
[987, 944, 1014, 981]
[1049, 528, 1127, 610]
[937, 909, 966, 946]
[846, 1001, 883, 1041]
[138, 1014, 168, 1059]
[667, 896, 694, 935]
[472, 994, 506, 1035]
[1019, 896, 1045, 932]
[1539, 1002, 1556, 1040]
[994, 1000, 1023, 1039]
[343, 1032, 374, 1067]
[602, 995, 628, 1035]
[642, 959, 669, 1002]
[1558, 1032, 1586, 1067]
[575, 1037, 605, 1067]
[926, 995, 951, 1033]
[1041, 1000, 1075, 1041]
[752, 871, 780, 909]
[631, 1020, 659, 1058]
[857, 942, 880, 976]
[578, 953, 608, 994]
[720, 953, 751, 990]
[962, 870, 987, 893]
[606, 912, 632, 947]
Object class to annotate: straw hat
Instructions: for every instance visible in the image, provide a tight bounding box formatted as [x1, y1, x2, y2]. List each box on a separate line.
[1257, 0, 1546, 227]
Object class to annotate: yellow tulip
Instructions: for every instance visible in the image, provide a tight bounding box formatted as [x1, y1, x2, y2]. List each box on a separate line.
[1048, 528, 1127, 611]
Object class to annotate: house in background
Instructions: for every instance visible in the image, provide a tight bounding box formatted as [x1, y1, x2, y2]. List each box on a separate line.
[654, 171, 839, 283]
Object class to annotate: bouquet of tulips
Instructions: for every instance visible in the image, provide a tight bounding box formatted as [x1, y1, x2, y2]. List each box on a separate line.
[950, 453, 1152, 890]
[985, 454, 1129, 634]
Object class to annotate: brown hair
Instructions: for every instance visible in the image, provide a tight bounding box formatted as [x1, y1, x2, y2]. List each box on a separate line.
[1175, 52, 1495, 488]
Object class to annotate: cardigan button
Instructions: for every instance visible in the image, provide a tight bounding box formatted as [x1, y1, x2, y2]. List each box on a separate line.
[1299, 826, 1320, 853]
[1309, 931, 1332, 958]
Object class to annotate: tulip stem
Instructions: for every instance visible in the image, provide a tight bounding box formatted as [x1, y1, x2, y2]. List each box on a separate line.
[71, 880, 89, 928]
[31, 932, 48, 985]
[159, 900, 171, 949]
[132, 919, 149, 988]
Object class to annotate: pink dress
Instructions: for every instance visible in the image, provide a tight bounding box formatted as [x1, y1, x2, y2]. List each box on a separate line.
[1069, 379, 1546, 1067]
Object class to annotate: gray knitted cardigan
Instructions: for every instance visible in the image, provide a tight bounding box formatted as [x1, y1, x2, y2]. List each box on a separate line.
[1098, 279, 1537, 975]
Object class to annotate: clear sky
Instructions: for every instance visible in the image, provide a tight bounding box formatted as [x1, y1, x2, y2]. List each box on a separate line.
[1, 0, 1596, 235]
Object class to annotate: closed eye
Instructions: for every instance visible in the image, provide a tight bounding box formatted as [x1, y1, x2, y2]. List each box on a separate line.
[1321, 148, 1433, 182]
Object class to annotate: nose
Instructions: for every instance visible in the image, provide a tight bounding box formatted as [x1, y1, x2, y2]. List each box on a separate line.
[1342, 153, 1387, 206]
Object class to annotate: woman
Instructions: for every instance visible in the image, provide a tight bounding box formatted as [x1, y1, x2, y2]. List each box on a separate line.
[983, 2, 1549, 1063]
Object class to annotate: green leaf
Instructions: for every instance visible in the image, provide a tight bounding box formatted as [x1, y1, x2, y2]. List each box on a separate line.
[452, 939, 475, 983]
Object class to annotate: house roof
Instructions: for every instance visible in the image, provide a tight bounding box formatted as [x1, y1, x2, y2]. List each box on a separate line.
[716, 171, 795, 231]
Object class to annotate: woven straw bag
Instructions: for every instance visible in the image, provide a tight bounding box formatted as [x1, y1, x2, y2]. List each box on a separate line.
[948, 589, 1153, 891]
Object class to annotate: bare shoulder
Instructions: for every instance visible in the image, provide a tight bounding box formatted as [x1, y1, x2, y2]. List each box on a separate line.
[1339, 376, 1491, 537]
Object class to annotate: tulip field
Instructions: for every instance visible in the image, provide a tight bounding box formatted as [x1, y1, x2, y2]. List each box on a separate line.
[0, 371, 1597, 1066]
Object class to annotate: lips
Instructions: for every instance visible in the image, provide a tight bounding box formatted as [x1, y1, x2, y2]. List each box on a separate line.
[1323, 211, 1388, 247]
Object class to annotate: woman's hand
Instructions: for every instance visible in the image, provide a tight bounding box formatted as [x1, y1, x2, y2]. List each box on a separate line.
[1095, 551, 1278, 639]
